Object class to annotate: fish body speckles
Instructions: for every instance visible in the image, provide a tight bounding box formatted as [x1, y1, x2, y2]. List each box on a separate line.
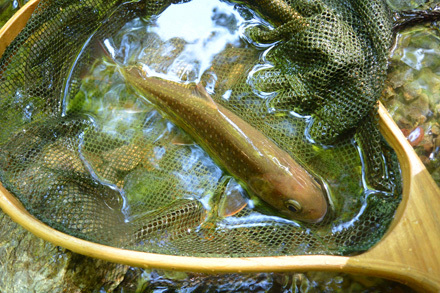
[123, 66, 327, 223]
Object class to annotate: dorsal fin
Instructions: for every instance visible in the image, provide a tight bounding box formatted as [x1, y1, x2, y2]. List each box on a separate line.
[193, 83, 218, 109]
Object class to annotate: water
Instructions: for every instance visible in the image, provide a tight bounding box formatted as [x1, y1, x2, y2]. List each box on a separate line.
[62, 0, 402, 258]
[104, 269, 416, 292]
[0, 0, 29, 28]
[382, 23, 440, 185]
[0, 0, 416, 291]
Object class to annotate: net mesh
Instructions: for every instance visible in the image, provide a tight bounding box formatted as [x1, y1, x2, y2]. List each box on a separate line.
[0, 0, 401, 257]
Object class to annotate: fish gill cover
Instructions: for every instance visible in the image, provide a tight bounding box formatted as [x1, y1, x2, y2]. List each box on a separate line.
[0, 0, 401, 257]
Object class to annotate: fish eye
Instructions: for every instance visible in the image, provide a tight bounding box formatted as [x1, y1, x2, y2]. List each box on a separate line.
[285, 199, 302, 213]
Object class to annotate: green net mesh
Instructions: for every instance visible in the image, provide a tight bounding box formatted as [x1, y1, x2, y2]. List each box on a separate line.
[0, 0, 401, 257]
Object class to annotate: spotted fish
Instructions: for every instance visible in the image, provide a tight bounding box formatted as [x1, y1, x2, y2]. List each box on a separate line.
[122, 66, 327, 223]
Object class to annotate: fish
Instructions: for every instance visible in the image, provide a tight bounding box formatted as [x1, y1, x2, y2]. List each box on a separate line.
[121, 66, 327, 223]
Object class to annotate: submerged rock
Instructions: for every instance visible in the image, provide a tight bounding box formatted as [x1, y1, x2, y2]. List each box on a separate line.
[0, 211, 128, 292]
[382, 22, 440, 187]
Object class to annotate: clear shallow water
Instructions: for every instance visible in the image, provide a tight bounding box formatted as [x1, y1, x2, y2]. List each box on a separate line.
[382, 23, 440, 185]
[101, 269, 416, 292]
[100, 0, 259, 83]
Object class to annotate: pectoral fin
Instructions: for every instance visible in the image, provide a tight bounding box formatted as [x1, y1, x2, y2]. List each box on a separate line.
[219, 188, 248, 217]
[171, 132, 195, 146]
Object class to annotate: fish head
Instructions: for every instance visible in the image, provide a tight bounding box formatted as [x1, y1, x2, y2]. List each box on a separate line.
[249, 172, 327, 223]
